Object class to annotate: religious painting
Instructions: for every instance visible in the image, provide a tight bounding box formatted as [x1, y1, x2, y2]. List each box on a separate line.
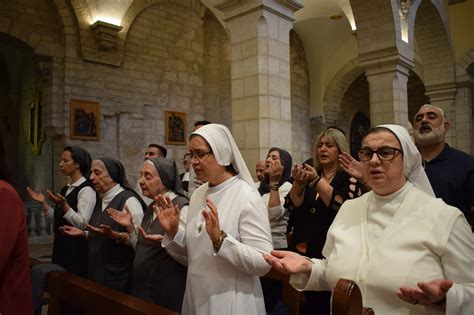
[70, 99, 100, 141]
[165, 110, 187, 145]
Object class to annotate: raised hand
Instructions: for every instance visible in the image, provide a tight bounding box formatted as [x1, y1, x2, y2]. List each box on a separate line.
[267, 159, 283, 184]
[292, 164, 309, 185]
[303, 163, 318, 182]
[86, 224, 115, 239]
[60, 225, 85, 238]
[47, 190, 67, 206]
[155, 194, 180, 239]
[138, 226, 164, 245]
[263, 250, 313, 276]
[338, 152, 365, 182]
[26, 187, 46, 204]
[396, 278, 453, 308]
[202, 198, 220, 244]
[107, 205, 133, 233]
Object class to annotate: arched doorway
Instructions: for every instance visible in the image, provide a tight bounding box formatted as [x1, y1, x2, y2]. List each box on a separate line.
[0, 33, 53, 197]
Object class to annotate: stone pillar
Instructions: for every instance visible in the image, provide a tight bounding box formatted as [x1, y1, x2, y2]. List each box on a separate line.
[424, 83, 457, 146]
[215, 0, 302, 172]
[362, 53, 413, 127]
[453, 81, 474, 154]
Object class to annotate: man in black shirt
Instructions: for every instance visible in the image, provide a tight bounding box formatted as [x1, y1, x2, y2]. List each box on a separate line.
[413, 104, 474, 226]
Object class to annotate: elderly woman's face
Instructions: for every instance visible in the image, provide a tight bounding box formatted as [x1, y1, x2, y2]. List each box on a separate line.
[90, 160, 116, 194]
[316, 135, 339, 166]
[361, 131, 406, 196]
[189, 136, 220, 183]
[139, 162, 166, 198]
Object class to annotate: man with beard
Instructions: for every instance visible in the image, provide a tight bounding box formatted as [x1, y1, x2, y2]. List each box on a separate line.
[413, 104, 474, 225]
[254, 160, 266, 189]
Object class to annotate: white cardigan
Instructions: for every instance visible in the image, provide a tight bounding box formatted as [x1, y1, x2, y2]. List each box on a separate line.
[291, 183, 474, 315]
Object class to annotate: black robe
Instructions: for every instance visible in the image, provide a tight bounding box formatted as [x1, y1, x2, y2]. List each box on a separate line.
[132, 195, 188, 312]
[88, 190, 144, 293]
[52, 180, 94, 278]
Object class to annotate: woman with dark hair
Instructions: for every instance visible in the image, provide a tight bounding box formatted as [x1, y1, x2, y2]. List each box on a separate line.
[100, 157, 188, 311]
[258, 147, 292, 313]
[285, 129, 363, 314]
[266, 125, 474, 315]
[157, 124, 273, 314]
[27, 146, 96, 276]
[62, 157, 146, 293]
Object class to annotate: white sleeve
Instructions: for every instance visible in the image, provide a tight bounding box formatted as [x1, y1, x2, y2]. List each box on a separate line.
[268, 182, 292, 221]
[216, 192, 274, 276]
[43, 206, 54, 223]
[125, 197, 144, 232]
[290, 258, 330, 291]
[162, 205, 189, 266]
[442, 216, 474, 315]
[63, 186, 97, 229]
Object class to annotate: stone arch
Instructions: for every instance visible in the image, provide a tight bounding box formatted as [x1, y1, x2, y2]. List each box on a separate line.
[349, 0, 401, 54]
[121, 0, 203, 39]
[413, 1, 455, 87]
[323, 58, 365, 125]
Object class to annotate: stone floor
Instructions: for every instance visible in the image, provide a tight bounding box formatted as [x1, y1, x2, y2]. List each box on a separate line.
[29, 242, 53, 261]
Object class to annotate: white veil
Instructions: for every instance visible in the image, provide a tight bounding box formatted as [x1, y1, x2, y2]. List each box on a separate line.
[192, 124, 254, 186]
[379, 124, 435, 196]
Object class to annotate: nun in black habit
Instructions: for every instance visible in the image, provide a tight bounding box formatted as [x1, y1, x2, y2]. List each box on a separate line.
[106, 157, 188, 311]
[27, 146, 96, 277]
[62, 157, 146, 293]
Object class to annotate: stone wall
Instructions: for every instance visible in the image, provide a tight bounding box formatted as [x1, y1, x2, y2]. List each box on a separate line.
[289, 30, 311, 164]
[202, 10, 232, 129]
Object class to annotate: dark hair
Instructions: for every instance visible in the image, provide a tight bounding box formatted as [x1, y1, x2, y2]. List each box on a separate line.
[194, 120, 211, 127]
[148, 144, 167, 158]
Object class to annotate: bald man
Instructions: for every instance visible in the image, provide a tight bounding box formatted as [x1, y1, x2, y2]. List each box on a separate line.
[413, 104, 474, 224]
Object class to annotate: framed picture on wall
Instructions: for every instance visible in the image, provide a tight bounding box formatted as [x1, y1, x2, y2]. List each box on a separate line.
[70, 99, 100, 141]
[165, 110, 187, 145]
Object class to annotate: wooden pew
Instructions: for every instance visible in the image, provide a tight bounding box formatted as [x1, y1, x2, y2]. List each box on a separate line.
[45, 271, 178, 315]
[264, 267, 303, 315]
[332, 279, 374, 315]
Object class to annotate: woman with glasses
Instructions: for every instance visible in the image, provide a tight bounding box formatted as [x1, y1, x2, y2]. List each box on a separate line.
[285, 128, 363, 314]
[157, 123, 273, 315]
[27, 146, 96, 277]
[265, 125, 474, 315]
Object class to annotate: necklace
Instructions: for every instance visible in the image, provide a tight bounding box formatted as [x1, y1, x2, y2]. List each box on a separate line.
[322, 170, 337, 183]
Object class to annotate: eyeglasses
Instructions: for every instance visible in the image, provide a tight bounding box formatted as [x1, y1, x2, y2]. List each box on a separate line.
[185, 151, 212, 162]
[358, 147, 402, 162]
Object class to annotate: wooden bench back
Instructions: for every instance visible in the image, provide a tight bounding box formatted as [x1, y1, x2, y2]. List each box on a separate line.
[332, 279, 374, 315]
[46, 271, 179, 315]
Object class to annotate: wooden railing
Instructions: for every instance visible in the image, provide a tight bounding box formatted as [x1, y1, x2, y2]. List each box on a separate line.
[46, 271, 178, 315]
[332, 279, 374, 315]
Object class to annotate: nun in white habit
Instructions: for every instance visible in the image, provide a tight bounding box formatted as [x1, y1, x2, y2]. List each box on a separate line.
[264, 124, 474, 315]
[158, 123, 273, 315]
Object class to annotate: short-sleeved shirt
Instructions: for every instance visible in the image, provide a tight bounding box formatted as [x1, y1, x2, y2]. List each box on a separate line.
[423, 144, 474, 222]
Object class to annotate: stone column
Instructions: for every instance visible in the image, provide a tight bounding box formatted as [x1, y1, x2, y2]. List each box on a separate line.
[215, 0, 302, 172]
[362, 53, 413, 127]
[424, 83, 457, 146]
[453, 80, 474, 154]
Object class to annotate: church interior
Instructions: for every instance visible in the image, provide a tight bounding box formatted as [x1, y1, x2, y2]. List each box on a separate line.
[0, 0, 473, 312]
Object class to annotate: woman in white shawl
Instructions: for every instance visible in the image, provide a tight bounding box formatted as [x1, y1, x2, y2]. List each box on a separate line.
[264, 124, 474, 315]
[157, 123, 273, 314]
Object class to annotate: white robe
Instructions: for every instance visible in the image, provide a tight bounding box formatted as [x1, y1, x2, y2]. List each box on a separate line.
[163, 175, 273, 314]
[290, 182, 474, 315]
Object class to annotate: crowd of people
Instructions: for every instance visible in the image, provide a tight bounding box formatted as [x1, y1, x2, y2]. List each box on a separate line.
[1, 104, 473, 315]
